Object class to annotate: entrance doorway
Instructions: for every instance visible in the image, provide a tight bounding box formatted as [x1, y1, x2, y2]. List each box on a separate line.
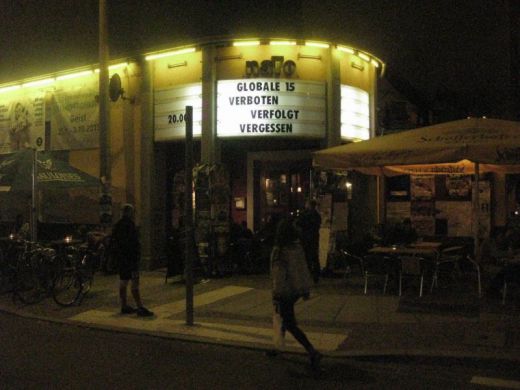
[247, 150, 313, 232]
[255, 160, 310, 229]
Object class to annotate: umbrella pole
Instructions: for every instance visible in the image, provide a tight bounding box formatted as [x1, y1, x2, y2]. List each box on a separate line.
[31, 148, 38, 242]
[473, 162, 480, 260]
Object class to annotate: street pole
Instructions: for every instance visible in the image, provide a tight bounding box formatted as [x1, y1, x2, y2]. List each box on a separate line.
[98, 0, 112, 228]
[185, 106, 194, 326]
[31, 149, 37, 241]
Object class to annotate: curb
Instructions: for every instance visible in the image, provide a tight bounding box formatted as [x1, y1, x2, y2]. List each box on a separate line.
[2, 303, 520, 364]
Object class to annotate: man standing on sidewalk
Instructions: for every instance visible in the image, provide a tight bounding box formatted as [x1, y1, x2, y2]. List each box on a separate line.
[297, 199, 322, 284]
[111, 204, 154, 317]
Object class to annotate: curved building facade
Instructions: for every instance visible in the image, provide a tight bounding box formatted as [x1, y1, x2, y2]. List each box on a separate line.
[0, 37, 384, 268]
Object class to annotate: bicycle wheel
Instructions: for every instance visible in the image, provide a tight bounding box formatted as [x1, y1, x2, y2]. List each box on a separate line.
[0, 249, 13, 294]
[52, 255, 83, 307]
[14, 256, 42, 304]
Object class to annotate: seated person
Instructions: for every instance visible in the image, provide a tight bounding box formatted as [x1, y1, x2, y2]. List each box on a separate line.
[384, 218, 417, 246]
[484, 226, 520, 298]
[487, 262, 520, 298]
[480, 227, 510, 265]
[240, 221, 253, 240]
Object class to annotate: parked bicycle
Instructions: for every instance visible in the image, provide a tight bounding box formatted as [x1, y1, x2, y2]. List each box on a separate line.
[0, 237, 18, 295]
[52, 238, 103, 307]
[12, 238, 58, 305]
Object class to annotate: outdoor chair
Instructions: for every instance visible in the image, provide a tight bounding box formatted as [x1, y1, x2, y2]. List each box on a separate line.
[430, 245, 482, 298]
[430, 245, 465, 293]
[397, 255, 428, 297]
[362, 254, 392, 295]
[464, 255, 482, 298]
[502, 277, 520, 305]
[501, 265, 520, 305]
[339, 249, 365, 279]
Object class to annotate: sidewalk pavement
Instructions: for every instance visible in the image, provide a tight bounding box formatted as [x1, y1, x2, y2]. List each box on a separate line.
[0, 270, 519, 361]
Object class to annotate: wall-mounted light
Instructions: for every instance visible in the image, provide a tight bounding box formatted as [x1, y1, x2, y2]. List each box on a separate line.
[346, 180, 353, 200]
[215, 54, 243, 62]
[233, 41, 260, 47]
[56, 70, 93, 81]
[0, 85, 21, 94]
[351, 62, 364, 71]
[145, 48, 196, 61]
[337, 46, 355, 54]
[270, 40, 296, 46]
[305, 41, 329, 49]
[109, 62, 129, 70]
[168, 61, 188, 69]
[357, 52, 370, 62]
[22, 78, 55, 88]
[95, 62, 129, 73]
[298, 54, 322, 60]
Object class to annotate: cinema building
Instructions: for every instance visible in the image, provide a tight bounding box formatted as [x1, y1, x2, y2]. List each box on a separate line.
[0, 37, 384, 269]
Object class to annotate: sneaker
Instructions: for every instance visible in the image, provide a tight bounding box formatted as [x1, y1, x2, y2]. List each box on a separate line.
[136, 307, 154, 317]
[310, 351, 323, 371]
[121, 305, 137, 314]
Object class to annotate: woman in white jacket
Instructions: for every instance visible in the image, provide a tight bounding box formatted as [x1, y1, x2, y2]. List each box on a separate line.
[270, 218, 322, 370]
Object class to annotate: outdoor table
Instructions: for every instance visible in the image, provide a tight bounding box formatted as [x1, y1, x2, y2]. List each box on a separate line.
[369, 244, 440, 257]
[49, 239, 83, 246]
[409, 241, 442, 250]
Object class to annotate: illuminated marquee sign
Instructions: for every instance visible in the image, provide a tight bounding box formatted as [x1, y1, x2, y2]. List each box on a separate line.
[217, 79, 325, 138]
[154, 83, 202, 141]
[340, 85, 370, 141]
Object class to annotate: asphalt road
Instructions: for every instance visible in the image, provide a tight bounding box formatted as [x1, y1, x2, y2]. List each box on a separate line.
[1, 311, 520, 389]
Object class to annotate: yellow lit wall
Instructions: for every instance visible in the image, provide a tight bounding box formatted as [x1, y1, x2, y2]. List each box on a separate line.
[152, 51, 202, 89]
[215, 44, 327, 81]
[339, 52, 374, 92]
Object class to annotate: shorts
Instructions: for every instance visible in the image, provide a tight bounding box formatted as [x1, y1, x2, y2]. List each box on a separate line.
[119, 261, 139, 281]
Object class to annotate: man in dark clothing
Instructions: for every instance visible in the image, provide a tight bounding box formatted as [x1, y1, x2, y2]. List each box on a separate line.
[111, 204, 153, 317]
[297, 199, 322, 284]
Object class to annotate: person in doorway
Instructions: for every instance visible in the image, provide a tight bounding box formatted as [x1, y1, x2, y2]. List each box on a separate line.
[296, 199, 322, 284]
[12, 214, 29, 239]
[240, 221, 254, 240]
[269, 218, 322, 371]
[111, 204, 153, 317]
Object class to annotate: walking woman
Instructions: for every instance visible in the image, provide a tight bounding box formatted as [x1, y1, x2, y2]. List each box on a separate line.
[270, 218, 322, 371]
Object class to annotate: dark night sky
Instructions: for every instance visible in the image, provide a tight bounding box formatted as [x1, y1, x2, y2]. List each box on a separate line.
[0, 0, 513, 116]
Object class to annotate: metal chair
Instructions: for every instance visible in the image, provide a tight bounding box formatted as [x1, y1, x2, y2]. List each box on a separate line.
[430, 245, 465, 293]
[362, 254, 391, 295]
[398, 255, 427, 297]
[501, 265, 520, 304]
[339, 249, 365, 279]
[464, 255, 482, 298]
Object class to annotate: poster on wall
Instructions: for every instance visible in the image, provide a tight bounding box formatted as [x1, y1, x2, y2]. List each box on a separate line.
[217, 79, 326, 138]
[50, 80, 99, 150]
[411, 200, 435, 217]
[410, 175, 435, 200]
[436, 201, 472, 236]
[477, 180, 491, 238]
[445, 175, 471, 199]
[318, 194, 332, 226]
[386, 201, 410, 224]
[411, 216, 435, 237]
[0, 90, 45, 154]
